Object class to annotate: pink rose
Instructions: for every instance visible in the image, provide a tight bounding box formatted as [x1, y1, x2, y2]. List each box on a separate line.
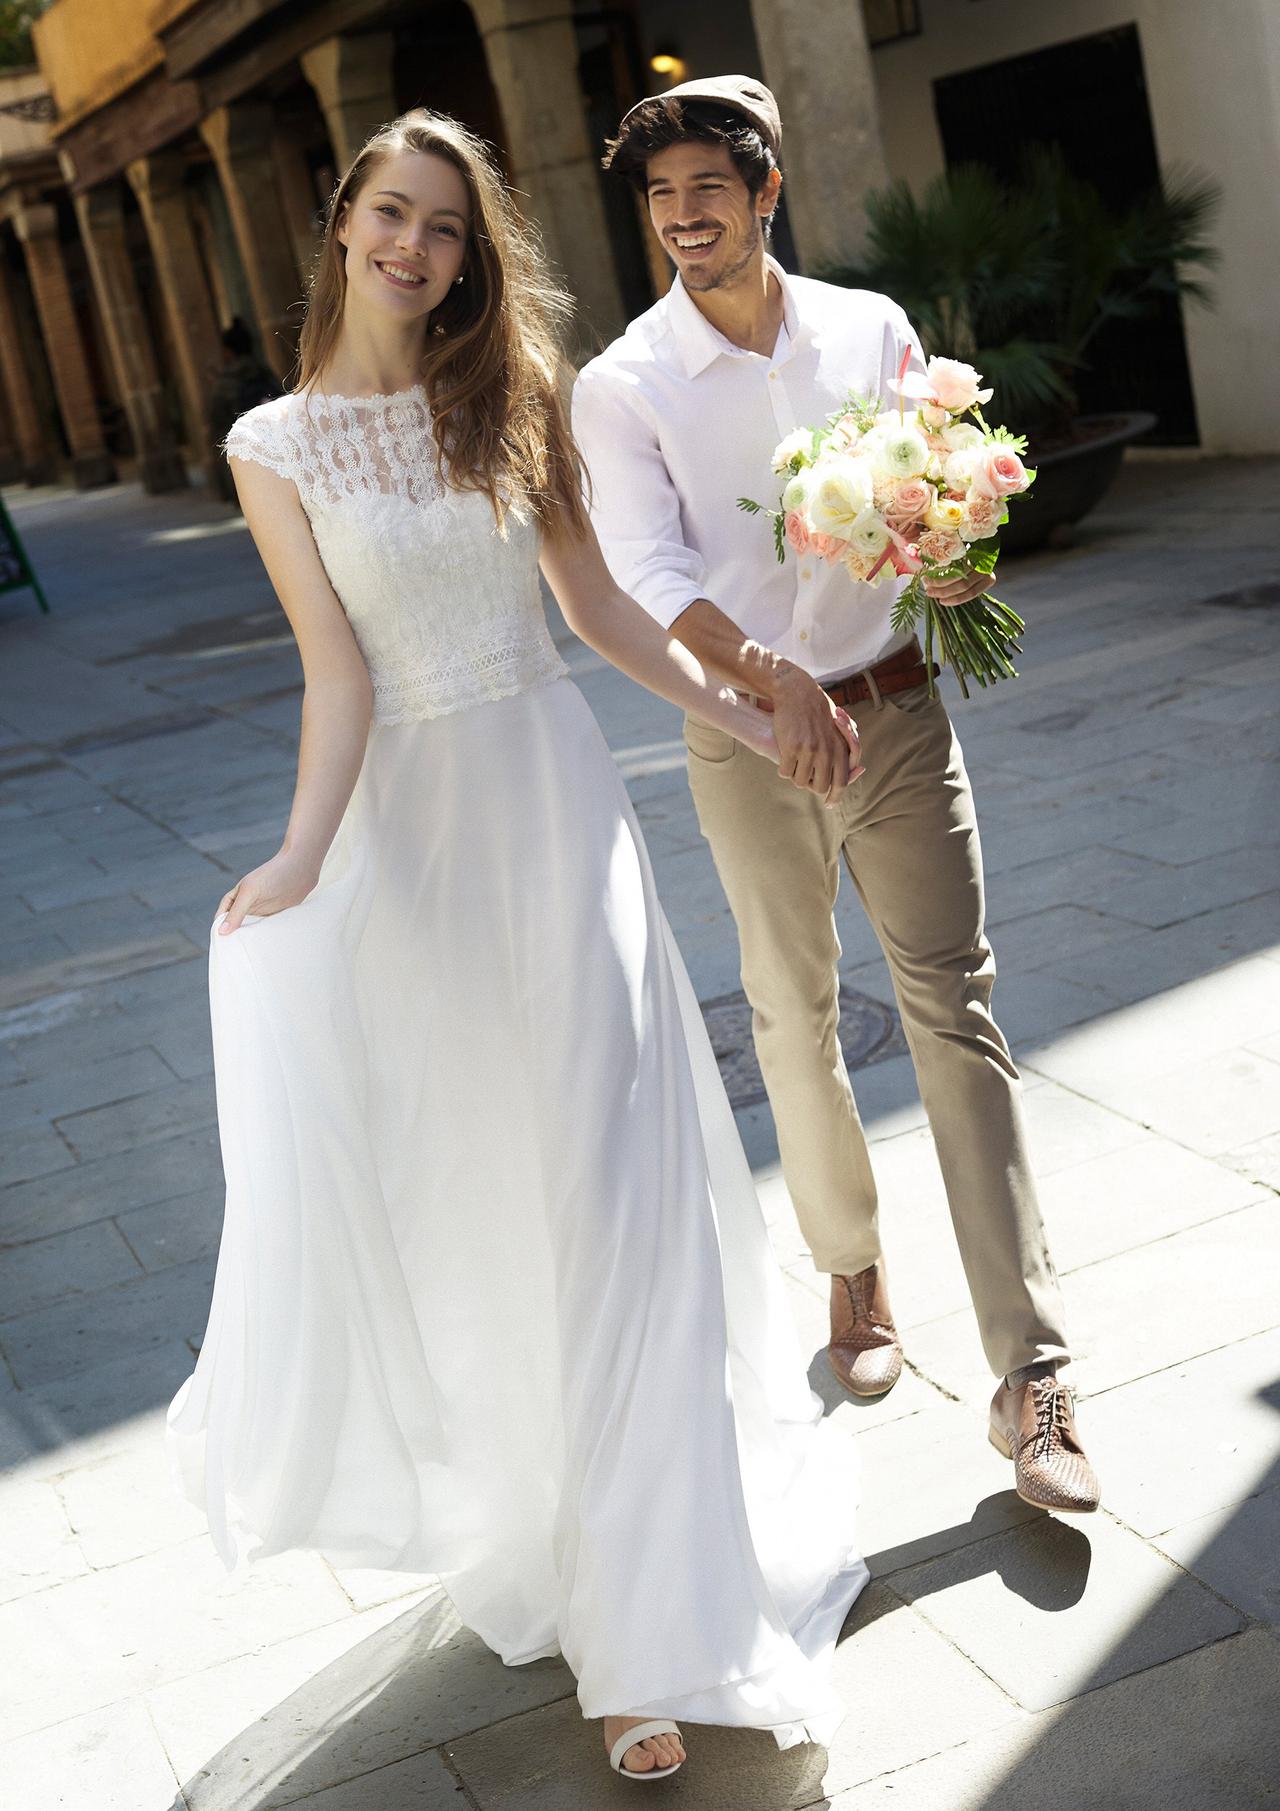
[916, 528, 966, 566]
[970, 446, 1029, 499]
[890, 477, 932, 523]
[785, 510, 813, 556]
[810, 531, 847, 564]
[920, 403, 950, 430]
[925, 357, 993, 413]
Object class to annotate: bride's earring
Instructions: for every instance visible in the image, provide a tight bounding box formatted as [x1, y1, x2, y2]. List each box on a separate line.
[454, 275, 465, 286]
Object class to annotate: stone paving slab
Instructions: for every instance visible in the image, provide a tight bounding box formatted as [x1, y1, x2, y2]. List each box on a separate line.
[150, 1591, 572, 1810]
[0, 457, 1277, 1807]
[892, 1511, 1244, 1712]
[906, 1197, 1280, 1407]
[444, 1585, 1022, 1811]
[825, 1627, 1280, 1810]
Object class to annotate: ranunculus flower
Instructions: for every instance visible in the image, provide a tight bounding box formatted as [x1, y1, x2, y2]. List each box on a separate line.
[782, 470, 812, 514]
[772, 428, 814, 474]
[869, 424, 930, 482]
[785, 510, 812, 555]
[970, 446, 1030, 499]
[847, 507, 892, 560]
[916, 527, 966, 565]
[925, 357, 993, 413]
[925, 494, 967, 532]
[808, 456, 875, 539]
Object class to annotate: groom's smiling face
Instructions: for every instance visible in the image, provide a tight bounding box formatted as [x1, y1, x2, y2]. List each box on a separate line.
[644, 141, 778, 293]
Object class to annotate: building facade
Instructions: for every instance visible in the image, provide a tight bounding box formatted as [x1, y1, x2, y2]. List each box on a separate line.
[0, 0, 1274, 494]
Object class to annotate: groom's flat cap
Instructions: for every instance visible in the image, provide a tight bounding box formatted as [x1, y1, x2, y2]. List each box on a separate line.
[618, 75, 781, 157]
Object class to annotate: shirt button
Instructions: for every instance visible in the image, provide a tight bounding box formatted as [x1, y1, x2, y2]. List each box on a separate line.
[768, 371, 777, 381]
[799, 630, 809, 642]
[800, 567, 811, 580]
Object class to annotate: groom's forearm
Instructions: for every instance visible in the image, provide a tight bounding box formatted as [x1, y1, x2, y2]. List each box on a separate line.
[669, 598, 805, 702]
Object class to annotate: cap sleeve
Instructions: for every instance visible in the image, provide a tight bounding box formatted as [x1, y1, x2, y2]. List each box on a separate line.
[224, 402, 298, 483]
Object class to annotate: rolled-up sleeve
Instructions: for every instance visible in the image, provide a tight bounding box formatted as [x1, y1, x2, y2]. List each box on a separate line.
[572, 365, 708, 631]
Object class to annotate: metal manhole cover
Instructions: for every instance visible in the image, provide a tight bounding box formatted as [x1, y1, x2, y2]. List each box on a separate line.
[702, 986, 908, 1111]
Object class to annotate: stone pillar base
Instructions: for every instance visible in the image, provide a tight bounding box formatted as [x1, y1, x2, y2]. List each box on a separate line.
[23, 456, 58, 487]
[138, 446, 189, 494]
[71, 451, 116, 490]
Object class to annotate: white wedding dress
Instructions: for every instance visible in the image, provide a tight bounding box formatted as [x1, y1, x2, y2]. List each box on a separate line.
[167, 385, 868, 1744]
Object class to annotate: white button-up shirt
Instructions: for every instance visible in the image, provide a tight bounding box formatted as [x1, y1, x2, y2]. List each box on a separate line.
[573, 257, 927, 683]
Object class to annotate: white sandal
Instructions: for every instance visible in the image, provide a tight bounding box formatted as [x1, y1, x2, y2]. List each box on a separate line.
[608, 1719, 685, 1782]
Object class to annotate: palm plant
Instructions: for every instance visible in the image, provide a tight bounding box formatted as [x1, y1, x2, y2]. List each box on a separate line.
[825, 148, 1221, 432]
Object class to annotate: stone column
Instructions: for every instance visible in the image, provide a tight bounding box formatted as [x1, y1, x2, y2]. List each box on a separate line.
[300, 31, 397, 174]
[126, 151, 223, 482]
[748, 0, 890, 270]
[471, 0, 624, 350]
[200, 103, 301, 382]
[13, 203, 114, 489]
[272, 127, 323, 292]
[0, 254, 56, 483]
[72, 182, 187, 494]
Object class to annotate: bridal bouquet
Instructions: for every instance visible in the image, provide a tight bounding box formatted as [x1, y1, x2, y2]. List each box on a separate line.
[738, 354, 1035, 696]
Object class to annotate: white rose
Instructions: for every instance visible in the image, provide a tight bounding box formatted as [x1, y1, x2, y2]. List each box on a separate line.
[772, 429, 814, 475]
[941, 422, 984, 452]
[942, 446, 984, 493]
[808, 456, 875, 540]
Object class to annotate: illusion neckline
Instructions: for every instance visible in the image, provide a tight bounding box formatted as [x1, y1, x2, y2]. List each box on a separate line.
[292, 382, 428, 409]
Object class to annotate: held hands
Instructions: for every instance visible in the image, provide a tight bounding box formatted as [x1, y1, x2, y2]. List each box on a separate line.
[761, 666, 865, 806]
[217, 848, 320, 935]
[923, 569, 995, 607]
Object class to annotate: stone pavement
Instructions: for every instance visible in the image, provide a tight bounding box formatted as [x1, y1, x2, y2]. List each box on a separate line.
[1, 455, 1278, 1810]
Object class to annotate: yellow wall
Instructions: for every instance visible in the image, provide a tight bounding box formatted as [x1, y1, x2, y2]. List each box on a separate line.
[31, 0, 204, 131]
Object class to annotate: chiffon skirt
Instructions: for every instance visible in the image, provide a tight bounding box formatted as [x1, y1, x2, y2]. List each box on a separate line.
[167, 675, 868, 1743]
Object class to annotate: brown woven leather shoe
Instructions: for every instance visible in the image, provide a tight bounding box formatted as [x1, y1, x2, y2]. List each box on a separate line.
[828, 1265, 903, 1397]
[989, 1374, 1100, 1514]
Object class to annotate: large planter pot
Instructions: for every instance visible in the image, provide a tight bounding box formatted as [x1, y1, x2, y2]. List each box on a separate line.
[1000, 410, 1158, 554]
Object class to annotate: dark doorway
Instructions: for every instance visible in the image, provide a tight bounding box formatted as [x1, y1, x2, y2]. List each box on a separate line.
[933, 25, 1200, 446]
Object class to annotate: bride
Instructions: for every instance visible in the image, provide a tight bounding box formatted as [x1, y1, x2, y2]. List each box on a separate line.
[167, 107, 868, 1783]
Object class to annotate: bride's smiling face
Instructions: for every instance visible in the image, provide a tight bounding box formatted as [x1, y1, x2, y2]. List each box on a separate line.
[336, 149, 470, 320]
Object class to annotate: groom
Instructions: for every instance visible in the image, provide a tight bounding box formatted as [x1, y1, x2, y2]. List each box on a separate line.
[574, 76, 1100, 1514]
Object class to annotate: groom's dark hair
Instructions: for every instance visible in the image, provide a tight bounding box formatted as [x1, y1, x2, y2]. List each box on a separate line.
[602, 99, 778, 211]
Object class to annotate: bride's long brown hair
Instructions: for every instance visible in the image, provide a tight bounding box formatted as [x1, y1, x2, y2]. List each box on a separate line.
[296, 109, 588, 537]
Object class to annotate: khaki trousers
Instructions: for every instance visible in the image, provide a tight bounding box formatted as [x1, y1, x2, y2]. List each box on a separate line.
[685, 681, 1069, 1380]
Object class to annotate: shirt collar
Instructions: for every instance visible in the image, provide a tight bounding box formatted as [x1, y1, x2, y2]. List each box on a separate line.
[664, 254, 801, 380]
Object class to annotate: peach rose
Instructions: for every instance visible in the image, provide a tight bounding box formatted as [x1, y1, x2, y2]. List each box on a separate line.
[785, 510, 813, 556]
[811, 531, 848, 564]
[970, 446, 1029, 499]
[920, 403, 950, 430]
[890, 478, 933, 523]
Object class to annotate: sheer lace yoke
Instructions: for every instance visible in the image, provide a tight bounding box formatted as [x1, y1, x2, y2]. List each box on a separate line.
[224, 388, 566, 724]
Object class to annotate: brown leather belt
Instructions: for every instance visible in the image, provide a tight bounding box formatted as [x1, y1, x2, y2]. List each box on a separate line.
[821, 639, 938, 710]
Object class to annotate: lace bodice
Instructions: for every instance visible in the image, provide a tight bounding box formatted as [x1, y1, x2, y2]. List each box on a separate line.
[225, 387, 566, 724]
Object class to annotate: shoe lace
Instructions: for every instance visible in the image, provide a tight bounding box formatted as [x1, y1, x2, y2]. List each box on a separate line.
[1029, 1378, 1072, 1461]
